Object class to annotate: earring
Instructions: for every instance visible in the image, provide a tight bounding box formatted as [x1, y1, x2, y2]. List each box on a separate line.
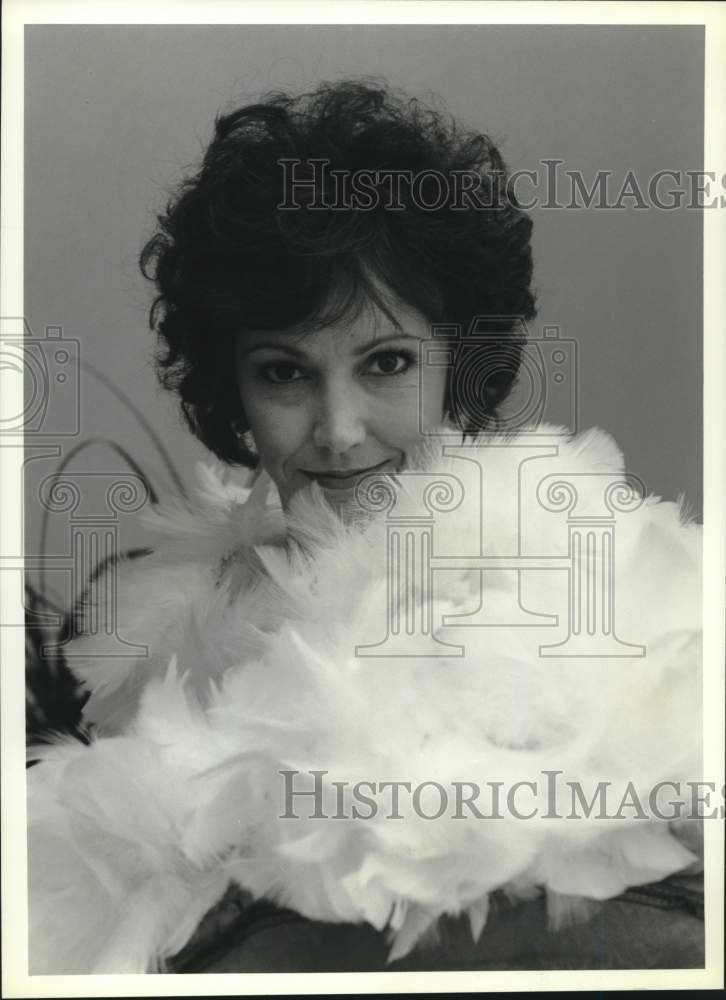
[239, 428, 258, 454]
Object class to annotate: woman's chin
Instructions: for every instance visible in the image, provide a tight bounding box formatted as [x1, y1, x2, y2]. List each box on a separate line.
[284, 478, 385, 524]
[310, 483, 361, 517]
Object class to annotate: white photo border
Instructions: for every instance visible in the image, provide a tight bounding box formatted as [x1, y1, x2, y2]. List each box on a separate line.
[2, 1, 724, 995]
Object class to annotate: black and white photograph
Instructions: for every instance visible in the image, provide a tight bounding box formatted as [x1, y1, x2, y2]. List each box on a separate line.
[2, 0, 724, 994]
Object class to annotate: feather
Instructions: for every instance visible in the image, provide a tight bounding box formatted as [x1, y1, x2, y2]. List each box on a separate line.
[28, 423, 703, 971]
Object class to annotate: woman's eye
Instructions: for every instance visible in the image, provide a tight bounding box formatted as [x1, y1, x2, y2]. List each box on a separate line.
[259, 361, 305, 384]
[366, 350, 416, 376]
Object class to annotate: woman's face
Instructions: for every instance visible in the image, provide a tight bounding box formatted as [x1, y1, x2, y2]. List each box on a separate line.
[235, 294, 448, 511]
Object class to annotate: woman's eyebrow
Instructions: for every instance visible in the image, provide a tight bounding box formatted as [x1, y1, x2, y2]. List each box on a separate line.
[351, 332, 423, 356]
[238, 332, 423, 359]
[237, 341, 307, 359]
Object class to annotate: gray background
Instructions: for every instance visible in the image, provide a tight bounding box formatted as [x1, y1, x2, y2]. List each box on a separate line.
[23, 24, 704, 608]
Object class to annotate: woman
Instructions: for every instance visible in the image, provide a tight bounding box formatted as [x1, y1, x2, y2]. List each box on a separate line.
[27, 80, 704, 973]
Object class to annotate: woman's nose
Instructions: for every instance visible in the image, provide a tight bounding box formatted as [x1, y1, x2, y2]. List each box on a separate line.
[311, 379, 367, 454]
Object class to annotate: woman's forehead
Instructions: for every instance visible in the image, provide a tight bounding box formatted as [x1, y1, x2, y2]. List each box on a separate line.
[238, 296, 432, 357]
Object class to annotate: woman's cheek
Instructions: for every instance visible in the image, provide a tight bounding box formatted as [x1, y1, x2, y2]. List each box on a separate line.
[253, 400, 310, 473]
[375, 380, 436, 444]
[241, 377, 302, 451]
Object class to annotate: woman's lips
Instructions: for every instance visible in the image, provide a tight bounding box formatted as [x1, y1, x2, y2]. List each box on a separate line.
[300, 460, 394, 491]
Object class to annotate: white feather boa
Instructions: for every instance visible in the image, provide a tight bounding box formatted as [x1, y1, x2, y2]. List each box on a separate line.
[27, 424, 703, 973]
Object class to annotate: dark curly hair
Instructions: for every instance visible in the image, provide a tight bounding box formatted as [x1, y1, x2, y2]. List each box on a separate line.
[140, 79, 537, 467]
